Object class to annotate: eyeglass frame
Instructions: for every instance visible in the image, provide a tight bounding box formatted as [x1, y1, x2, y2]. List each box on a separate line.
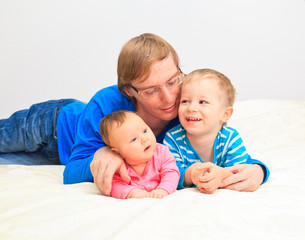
[130, 69, 184, 99]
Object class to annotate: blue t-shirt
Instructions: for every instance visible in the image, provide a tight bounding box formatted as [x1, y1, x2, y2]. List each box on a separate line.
[56, 85, 180, 184]
[164, 124, 270, 189]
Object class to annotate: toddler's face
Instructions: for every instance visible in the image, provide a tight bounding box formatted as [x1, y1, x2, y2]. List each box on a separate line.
[178, 77, 228, 137]
[109, 113, 157, 167]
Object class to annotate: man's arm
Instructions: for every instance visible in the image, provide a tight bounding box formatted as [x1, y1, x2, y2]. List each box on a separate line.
[63, 87, 133, 195]
[90, 146, 130, 196]
[220, 163, 265, 192]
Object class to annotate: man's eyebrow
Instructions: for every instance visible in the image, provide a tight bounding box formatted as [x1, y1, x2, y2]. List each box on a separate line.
[140, 70, 179, 89]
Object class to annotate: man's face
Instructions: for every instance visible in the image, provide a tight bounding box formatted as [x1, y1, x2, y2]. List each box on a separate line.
[126, 56, 181, 128]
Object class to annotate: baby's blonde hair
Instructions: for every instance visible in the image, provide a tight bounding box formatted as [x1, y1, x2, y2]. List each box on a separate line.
[182, 69, 236, 106]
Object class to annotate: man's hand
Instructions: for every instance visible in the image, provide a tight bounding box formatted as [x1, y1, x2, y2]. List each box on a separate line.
[219, 164, 264, 192]
[90, 146, 130, 196]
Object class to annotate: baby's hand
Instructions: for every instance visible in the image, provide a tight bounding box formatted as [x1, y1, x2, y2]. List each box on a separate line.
[127, 188, 150, 199]
[197, 162, 233, 194]
[150, 189, 169, 199]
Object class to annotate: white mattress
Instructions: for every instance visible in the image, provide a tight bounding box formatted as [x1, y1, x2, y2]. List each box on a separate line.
[1, 99, 305, 240]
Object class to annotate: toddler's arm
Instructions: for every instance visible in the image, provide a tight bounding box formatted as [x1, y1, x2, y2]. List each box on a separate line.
[183, 162, 206, 187]
[219, 128, 269, 191]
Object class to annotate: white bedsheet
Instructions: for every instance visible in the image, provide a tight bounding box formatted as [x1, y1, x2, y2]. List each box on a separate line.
[1, 99, 305, 240]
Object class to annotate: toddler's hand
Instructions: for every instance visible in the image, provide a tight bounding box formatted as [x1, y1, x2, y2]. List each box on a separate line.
[197, 162, 233, 194]
[189, 162, 208, 186]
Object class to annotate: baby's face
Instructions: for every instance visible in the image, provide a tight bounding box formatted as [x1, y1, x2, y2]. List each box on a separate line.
[109, 113, 157, 167]
[178, 77, 228, 137]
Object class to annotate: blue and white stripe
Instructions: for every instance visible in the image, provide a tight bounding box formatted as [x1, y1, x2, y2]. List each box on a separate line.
[164, 124, 249, 189]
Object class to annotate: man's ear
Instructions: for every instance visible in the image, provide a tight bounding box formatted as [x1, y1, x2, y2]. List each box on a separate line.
[124, 86, 134, 97]
[221, 106, 233, 123]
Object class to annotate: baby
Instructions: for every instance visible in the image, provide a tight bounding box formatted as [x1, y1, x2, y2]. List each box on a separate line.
[99, 110, 180, 199]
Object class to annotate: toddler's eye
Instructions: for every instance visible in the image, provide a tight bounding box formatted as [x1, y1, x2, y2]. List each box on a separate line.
[143, 129, 147, 133]
[199, 100, 207, 104]
[181, 100, 189, 104]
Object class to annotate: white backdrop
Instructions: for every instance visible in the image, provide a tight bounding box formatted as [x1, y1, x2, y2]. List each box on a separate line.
[0, 0, 304, 118]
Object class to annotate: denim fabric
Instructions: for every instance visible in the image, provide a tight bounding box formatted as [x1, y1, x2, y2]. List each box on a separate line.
[0, 152, 56, 165]
[0, 99, 79, 165]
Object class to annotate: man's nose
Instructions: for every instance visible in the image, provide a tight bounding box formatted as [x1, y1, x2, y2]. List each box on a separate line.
[159, 86, 174, 103]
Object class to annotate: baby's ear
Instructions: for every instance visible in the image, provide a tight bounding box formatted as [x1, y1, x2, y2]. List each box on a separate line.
[221, 106, 233, 123]
[110, 147, 120, 154]
[110, 147, 125, 161]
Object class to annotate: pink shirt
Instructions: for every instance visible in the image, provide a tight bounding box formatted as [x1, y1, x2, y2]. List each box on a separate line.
[111, 143, 180, 199]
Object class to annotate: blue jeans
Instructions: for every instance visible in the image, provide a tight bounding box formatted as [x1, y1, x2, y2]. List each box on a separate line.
[0, 99, 78, 165]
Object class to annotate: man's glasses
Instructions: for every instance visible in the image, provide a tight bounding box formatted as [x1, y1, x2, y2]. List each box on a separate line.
[131, 73, 183, 99]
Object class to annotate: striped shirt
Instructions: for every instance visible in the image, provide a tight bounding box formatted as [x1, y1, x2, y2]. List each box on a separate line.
[164, 124, 250, 189]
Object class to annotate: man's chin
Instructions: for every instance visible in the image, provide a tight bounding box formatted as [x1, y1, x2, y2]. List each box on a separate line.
[158, 110, 178, 121]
